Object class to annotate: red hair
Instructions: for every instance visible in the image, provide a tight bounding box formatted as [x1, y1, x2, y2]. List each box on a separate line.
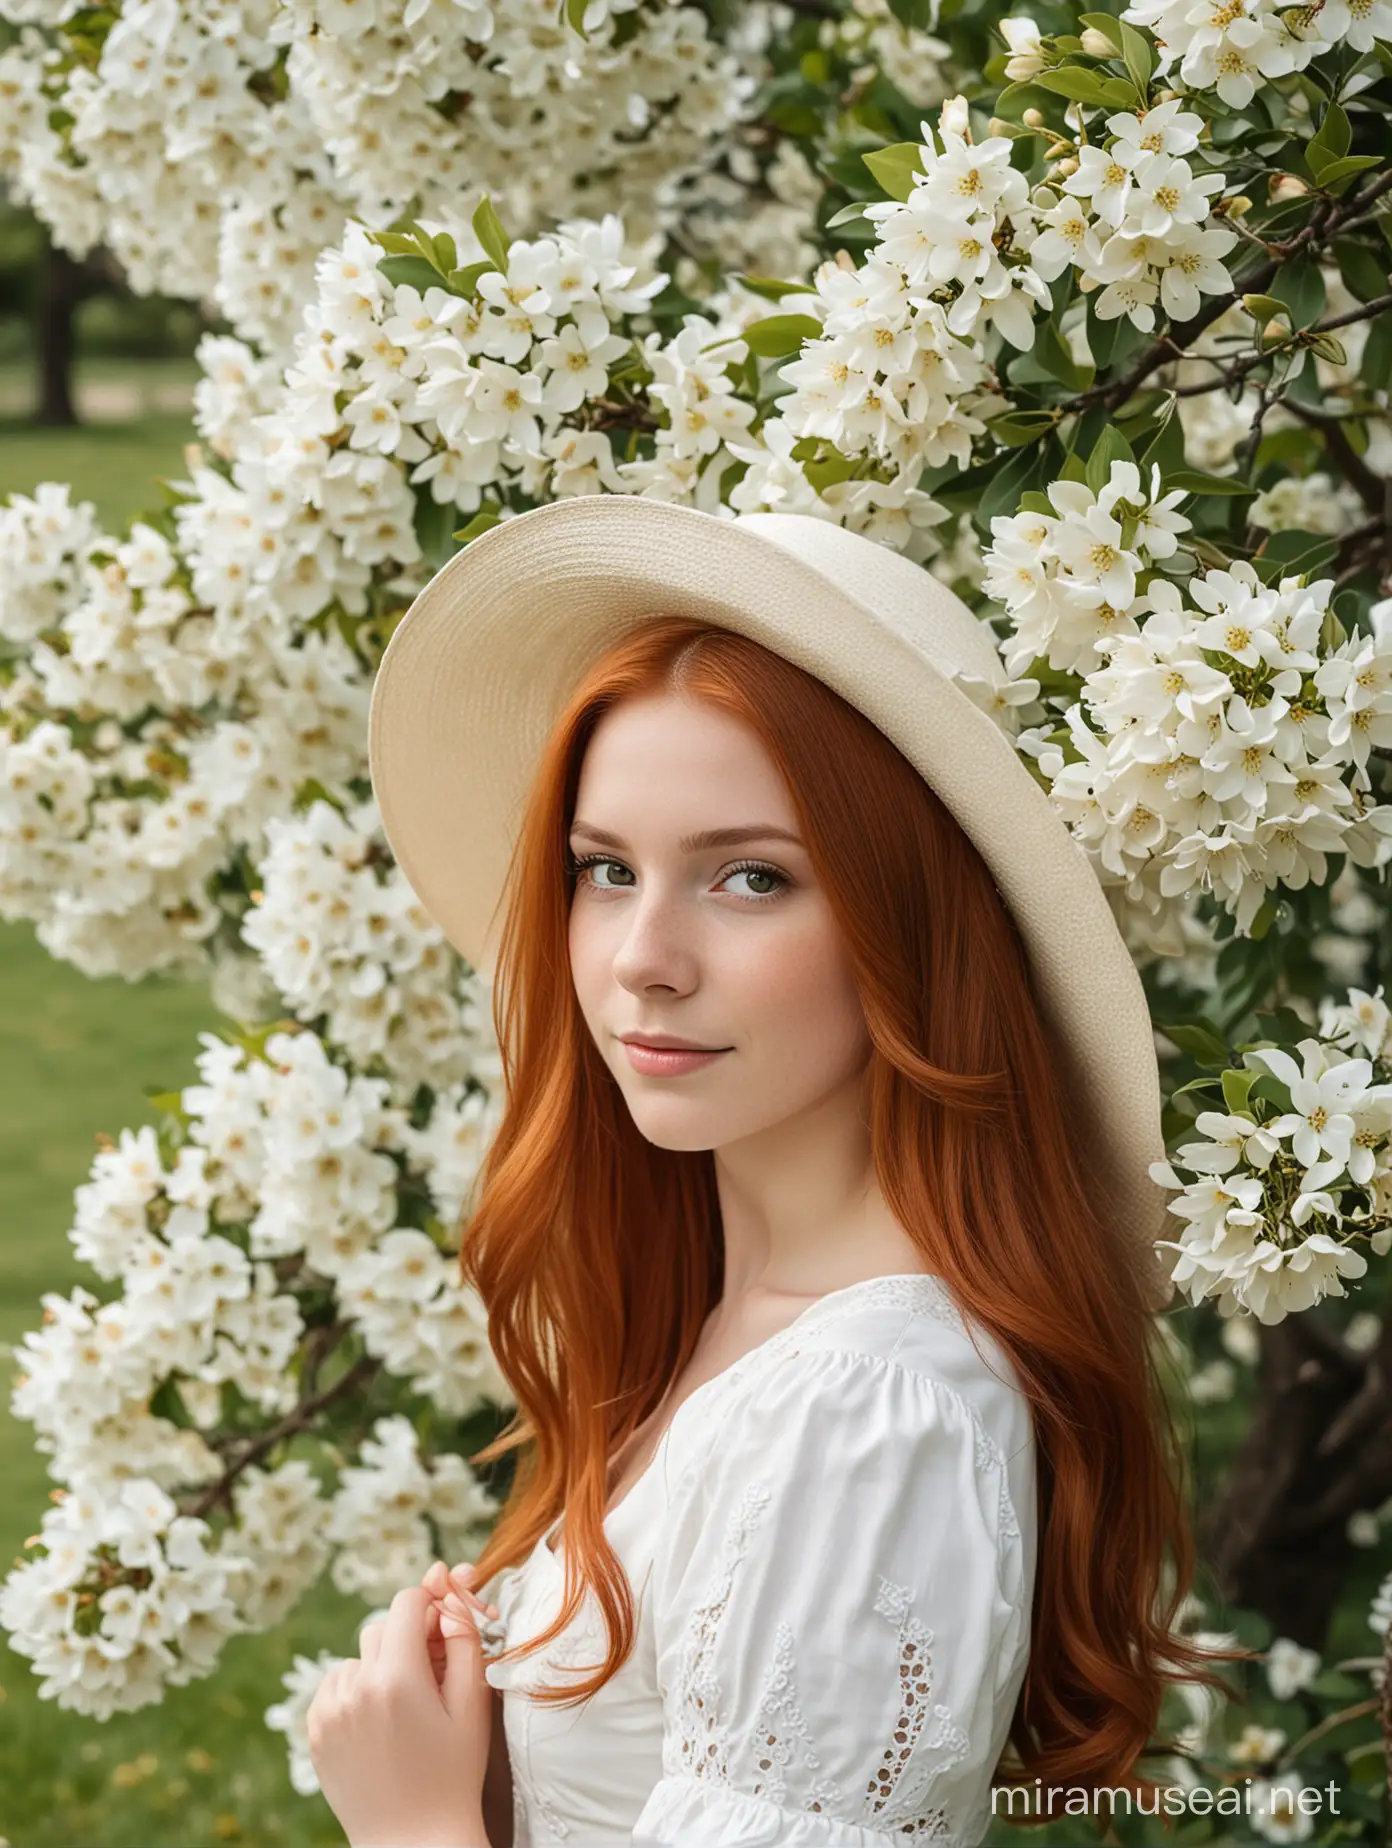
[460, 616, 1248, 1824]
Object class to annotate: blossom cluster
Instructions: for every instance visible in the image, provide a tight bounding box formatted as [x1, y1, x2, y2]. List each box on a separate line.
[1120, 0, 1389, 102]
[862, 101, 1049, 351]
[240, 797, 500, 1094]
[984, 462, 1392, 939]
[326, 1416, 497, 1606]
[0, 0, 762, 355]
[1151, 989, 1392, 1322]
[0, 1021, 512, 1716]
[1032, 102, 1237, 332]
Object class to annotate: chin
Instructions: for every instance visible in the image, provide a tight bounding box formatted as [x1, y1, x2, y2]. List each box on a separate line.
[626, 1110, 724, 1153]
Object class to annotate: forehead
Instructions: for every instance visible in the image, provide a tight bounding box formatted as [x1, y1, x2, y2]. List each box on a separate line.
[572, 692, 798, 827]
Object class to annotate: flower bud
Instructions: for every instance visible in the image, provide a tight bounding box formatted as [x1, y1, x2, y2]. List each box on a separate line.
[940, 93, 971, 138]
[1079, 25, 1117, 54]
[1269, 174, 1309, 202]
[1053, 155, 1079, 178]
[1022, 107, 1045, 127]
[1219, 194, 1252, 218]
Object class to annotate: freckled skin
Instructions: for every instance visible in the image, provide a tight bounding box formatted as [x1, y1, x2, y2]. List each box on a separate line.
[567, 691, 873, 1160]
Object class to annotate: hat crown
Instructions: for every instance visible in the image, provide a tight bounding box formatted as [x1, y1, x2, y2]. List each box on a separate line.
[730, 512, 1005, 692]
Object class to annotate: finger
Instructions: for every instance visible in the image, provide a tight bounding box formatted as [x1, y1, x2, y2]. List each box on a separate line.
[381, 1584, 432, 1679]
[440, 1603, 487, 1714]
[359, 1617, 387, 1665]
[422, 1560, 449, 1599]
[449, 1564, 499, 1618]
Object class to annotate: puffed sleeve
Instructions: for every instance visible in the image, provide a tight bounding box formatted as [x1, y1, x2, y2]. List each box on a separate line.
[630, 1344, 1033, 1848]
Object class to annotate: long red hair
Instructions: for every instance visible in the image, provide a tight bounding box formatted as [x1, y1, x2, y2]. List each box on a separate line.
[459, 615, 1245, 1820]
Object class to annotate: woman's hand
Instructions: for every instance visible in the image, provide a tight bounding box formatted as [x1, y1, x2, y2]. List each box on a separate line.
[421, 1559, 501, 1689]
[306, 1583, 493, 1848]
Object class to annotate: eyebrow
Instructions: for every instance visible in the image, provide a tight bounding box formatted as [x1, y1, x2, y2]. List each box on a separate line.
[568, 822, 806, 853]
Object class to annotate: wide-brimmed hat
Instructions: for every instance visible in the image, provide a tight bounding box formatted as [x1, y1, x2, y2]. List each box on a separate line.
[368, 494, 1173, 1312]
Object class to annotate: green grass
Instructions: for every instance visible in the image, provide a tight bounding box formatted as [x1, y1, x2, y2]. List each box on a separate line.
[0, 397, 356, 1845]
[0, 918, 364, 1848]
[0, 411, 200, 537]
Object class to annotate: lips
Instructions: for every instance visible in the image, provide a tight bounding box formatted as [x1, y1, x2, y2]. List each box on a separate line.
[621, 1041, 730, 1076]
[619, 1035, 728, 1052]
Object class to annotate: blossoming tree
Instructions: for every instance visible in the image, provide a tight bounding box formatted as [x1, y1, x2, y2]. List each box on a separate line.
[1, 0, 1391, 1825]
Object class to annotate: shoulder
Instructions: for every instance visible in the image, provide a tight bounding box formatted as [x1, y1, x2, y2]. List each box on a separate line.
[662, 1274, 1036, 1582]
[737, 1272, 1032, 1469]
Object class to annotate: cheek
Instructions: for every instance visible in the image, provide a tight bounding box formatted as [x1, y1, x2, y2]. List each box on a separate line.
[737, 916, 868, 1067]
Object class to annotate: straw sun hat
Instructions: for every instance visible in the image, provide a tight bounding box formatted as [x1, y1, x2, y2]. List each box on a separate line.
[367, 494, 1174, 1313]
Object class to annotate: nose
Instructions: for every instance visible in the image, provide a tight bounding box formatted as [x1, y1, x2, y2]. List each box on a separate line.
[609, 882, 699, 998]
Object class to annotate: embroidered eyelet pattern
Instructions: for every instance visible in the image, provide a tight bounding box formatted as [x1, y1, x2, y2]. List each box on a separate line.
[750, 1620, 844, 1813]
[667, 1480, 773, 1787]
[864, 1577, 972, 1839]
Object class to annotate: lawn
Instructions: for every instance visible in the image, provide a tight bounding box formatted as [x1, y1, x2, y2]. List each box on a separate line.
[0, 399, 357, 1847]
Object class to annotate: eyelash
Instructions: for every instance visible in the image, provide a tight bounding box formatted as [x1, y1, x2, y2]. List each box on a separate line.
[566, 853, 791, 906]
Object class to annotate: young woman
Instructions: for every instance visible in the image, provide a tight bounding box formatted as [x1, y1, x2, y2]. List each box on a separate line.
[307, 496, 1236, 1847]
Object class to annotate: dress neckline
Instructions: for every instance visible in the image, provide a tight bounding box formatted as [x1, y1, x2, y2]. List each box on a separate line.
[540, 1270, 950, 1564]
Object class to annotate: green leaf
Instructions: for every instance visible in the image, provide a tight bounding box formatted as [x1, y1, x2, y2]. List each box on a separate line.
[1077, 11, 1123, 50]
[1037, 67, 1137, 107]
[1333, 237, 1389, 305]
[1363, 311, 1392, 391]
[1035, 66, 1112, 105]
[862, 141, 924, 201]
[1058, 448, 1089, 484]
[735, 274, 819, 301]
[1269, 259, 1325, 330]
[1119, 21, 1153, 97]
[824, 201, 869, 230]
[371, 229, 427, 256]
[1085, 423, 1136, 493]
[1317, 154, 1382, 192]
[993, 80, 1058, 124]
[987, 410, 1059, 447]
[1034, 318, 1093, 391]
[803, 455, 860, 496]
[1161, 1021, 1231, 1068]
[377, 254, 451, 295]
[564, 0, 590, 37]
[1305, 101, 1350, 180]
[885, 0, 936, 28]
[428, 232, 458, 275]
[1138, 403, 1186, 478]
[471, 196, 511, 276]
[1220, 1067, 1257, 1117]
[448, 260, 495, 297]
[1253, 529, 1338, 583]
[802, 447, 861, 494]
[738, 312, 823, 357]
[452, 504, 504, 544]
[976, 443, 1052, 533]
[1162, 468, 1258, 496]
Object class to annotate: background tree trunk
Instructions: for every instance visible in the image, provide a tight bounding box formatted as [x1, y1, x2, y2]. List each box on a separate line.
[34, 242, 84, 426]
[1201, 1308, 1392, 1648]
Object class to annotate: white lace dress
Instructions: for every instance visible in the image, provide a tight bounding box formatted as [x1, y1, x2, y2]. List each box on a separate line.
[478, 1273, 1037, 1848]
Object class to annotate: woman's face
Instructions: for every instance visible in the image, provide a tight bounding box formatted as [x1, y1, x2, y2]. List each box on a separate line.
[567, 689, 872, 1153]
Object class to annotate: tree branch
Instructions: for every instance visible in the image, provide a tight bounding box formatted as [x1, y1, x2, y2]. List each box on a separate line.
[1284, 402, 1387, 515]
[1078, 173, 1392, 414]
[185, 1350, 378, 1521]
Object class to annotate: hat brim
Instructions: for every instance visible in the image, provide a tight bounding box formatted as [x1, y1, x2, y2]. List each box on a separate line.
[368, 495, 1173, 1311]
